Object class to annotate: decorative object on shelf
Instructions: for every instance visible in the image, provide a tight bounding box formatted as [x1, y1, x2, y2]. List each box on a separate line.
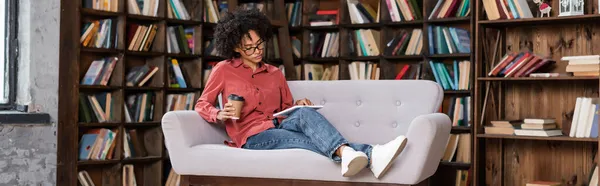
[558, 0, 584, 16]
[534, 0, 552, 17]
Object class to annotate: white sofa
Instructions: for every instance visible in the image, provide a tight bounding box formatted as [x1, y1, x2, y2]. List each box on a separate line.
[162, 80, 452, 185]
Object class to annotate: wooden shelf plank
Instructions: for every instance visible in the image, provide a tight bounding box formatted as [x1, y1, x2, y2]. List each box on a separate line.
[451, 126, 472, 132]
[444, 90, 471, 94]
[304, 57, 340, 63]
[124, 86, 162, 91]
[203, 55, 226, 61]
[304, 25, 339, 31]
[477, 77, 599, 81]
[383, 55, 423, 60]
[203, 22, 217, 28]
[124, 121, 161, 127]
[81, 47, 121, 54]
[384, 20, 424, 27]
[342, 23, 383, 29]
[343, 56, 380, 61]
[427, 17, 471, 24]
[78, 122, 121, 127]
[166, 88, 202, 92]
[477, 134, 598, 142]
[165, 18, 202, 25]
[440, 161, 471, 169]
[126, 14, 162, 22]
[478, 14, 600, 27]
[166, 53, 201, 58]
[78, 159, 120, 166]
[122, 156, 162, 164]
[79, 85, 122, 90]
[81, 8, 121, 17]
[428, 53, 470, 59]
[126, 50, 164, 57]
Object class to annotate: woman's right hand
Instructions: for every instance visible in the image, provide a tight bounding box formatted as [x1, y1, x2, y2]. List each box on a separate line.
[216, 102, 236, 121]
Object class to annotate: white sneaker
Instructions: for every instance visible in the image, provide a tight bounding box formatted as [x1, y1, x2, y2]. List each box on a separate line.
[340, 147, 369, 177]
[369, 135, 408, 179]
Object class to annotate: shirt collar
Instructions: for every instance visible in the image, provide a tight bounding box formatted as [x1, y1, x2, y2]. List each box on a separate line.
[230, 58, 269, 73]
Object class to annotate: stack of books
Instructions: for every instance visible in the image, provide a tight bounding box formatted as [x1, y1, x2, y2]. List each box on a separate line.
[562, 55, 600, 77]
[484, 120, 520, 135]
[513, 118, 562, 137]
[487, 52, 556, 78]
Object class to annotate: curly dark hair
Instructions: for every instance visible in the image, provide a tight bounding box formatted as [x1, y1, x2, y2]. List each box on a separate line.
[213, 9, 274, 59]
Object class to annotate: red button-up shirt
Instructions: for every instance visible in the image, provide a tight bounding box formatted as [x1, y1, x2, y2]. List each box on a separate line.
[194, 58, 294, 148]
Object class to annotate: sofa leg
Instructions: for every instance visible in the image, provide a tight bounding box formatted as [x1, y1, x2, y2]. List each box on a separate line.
[180, 175, 190, 186]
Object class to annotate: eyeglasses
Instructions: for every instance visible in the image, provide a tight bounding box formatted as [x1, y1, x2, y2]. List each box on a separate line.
[240, 41, 265, 55]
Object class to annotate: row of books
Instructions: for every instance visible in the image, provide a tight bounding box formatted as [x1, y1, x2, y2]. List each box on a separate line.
[569, 97, 599, 138]
[123, 164, 138, 186]
[238, 2, 264, 11]
[428, 26, 470, 55]
[562, 55, 600, 77]
[123, 129, 148, 158]
[285, 1, 303, 27]
[383, 29, 423, 56]
[166, 93, 197, 111]
[167, 0, 191, 20]
[81, 19, 118, 49]
[127, 0, 160, 17]
[442, 133, 470, 163]
[204, 38, 218, 56]
[350, 29, 381, 56]
[203, 0, 227, 23]
[394, 63, 422, 80]
[485, 119, 563, 137]
[481, 0, 534, 20]
[349, 61, 381, 80]
[303, 64, 340, 81]
[166, 26, 195, 54]
[83, 0, 118, 12]
[127, 24, 158, 52]
[268, 34, 281, 59]
[81, 56, 119, 86]
[429, 60, 471, 90]
[429, 0, 471, 19]
[78, 128, 118, 160]
[454, 170, 470, 186]
[125, 64, 159, 87]
[309, 32, 340, 58]
[386, 0, 422, 22]
[79, 93, 114, 123]
[291, 36, 302, 58]
[447, 96, 471, 127]
[125, 92, 155, 123]
[346, 0, 381, 24]
[168, 58, 189, 88]
[487, 52, 555, 77]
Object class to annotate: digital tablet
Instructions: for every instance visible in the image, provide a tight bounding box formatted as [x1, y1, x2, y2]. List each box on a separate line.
[273, 105, 324, 117]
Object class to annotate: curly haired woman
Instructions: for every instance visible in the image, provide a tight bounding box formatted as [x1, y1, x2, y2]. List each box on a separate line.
[194, 8, 408, 178]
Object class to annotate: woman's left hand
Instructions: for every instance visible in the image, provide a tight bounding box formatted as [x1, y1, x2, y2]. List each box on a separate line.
[295, 98, 313, 106]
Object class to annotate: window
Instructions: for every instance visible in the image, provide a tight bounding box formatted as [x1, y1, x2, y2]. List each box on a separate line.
[1, 0, 16, 109]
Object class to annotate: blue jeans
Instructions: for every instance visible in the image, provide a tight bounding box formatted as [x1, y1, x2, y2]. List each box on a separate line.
[242, 107, 373, 163]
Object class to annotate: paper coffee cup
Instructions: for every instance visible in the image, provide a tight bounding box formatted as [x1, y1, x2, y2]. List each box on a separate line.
[227, 94, 244, 120]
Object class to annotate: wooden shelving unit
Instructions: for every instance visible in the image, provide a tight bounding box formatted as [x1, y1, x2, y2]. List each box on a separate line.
[58, 0, 294, 185]
[473, 0, 600, 185]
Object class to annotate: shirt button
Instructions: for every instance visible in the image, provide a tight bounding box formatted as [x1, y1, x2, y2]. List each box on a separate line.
[259, 102, 262, 105]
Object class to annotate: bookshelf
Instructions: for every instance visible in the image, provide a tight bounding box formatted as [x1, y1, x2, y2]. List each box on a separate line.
[58, 0, 295, 185]
[473, 0, 600, 184]
[59, 0, 474, 185]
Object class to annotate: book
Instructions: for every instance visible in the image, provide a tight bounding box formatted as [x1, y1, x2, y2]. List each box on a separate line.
[273, 105, 324, 117]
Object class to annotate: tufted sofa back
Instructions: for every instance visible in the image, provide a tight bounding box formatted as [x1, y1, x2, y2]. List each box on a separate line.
[287, 80, 443, 145]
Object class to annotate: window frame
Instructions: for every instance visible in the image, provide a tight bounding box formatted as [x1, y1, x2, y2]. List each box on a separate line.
[2, 0, 18, 110]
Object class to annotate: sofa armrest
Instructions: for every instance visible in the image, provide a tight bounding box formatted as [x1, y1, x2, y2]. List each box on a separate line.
[393, 113, 452, 184]
[162, 111, 229, 150]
